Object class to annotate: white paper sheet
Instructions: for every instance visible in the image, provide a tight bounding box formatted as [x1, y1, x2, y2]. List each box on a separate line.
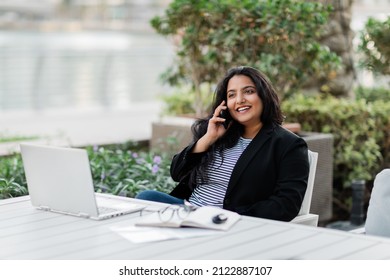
[111, 225, 221, 243]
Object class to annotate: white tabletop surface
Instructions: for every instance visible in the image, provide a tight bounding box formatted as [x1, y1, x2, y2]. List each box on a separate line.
[1, 195, 390, 260]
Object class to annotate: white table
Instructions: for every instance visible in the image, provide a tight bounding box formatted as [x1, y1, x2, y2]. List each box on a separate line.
[1, 195, 390, 260]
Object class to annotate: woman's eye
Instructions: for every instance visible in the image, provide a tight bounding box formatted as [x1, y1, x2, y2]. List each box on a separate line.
[244, 89, 255, 95]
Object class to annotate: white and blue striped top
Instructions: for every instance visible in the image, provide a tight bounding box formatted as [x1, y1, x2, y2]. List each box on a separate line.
[189, 137, 252, 208]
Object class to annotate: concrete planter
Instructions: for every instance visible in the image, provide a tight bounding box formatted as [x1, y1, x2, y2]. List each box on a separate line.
[151, 117, 333, 223]
[150, 117, 195, 153]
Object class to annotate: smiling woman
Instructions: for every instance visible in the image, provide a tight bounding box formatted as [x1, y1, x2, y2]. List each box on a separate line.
[137, 66, 310, 222]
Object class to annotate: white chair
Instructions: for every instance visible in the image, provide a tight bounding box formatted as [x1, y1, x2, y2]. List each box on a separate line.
[290, 150, 319, 226]
[350, 169, 390, 237]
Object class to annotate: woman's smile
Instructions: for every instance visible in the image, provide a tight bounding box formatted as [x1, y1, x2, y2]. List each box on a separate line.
[226, 75, 263, 136]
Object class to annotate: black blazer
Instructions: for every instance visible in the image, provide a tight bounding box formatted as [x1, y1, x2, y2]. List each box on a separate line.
[170, 123, 309, 222]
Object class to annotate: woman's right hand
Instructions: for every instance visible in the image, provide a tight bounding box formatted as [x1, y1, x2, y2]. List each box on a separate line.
[192, 101, 229, 153]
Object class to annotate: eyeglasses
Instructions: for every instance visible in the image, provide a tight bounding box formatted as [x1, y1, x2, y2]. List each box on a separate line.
[140, 204, 197, 223]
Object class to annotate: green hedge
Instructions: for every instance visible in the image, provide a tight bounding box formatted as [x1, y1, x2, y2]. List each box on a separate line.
[355, 86, 390, 103]
[0, 154, 28, 199]
[87, 146, 176, 197]
[282, 94, 390, 187]
[0, 144, 176, 200]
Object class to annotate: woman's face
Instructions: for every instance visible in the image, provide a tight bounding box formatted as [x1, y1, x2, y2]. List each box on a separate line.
[226, 74, 263, 128]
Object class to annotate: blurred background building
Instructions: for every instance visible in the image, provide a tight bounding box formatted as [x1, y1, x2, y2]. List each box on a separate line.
[0, 0, 170, 32]
[0, 0, 173, 112]
[0, 0, 174, 149]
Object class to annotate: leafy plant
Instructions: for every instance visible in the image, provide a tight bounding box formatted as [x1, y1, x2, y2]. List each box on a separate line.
[282, 94, 390, 187]
[0, 154, 28, 199]
[87, 146, 176, 197]
[358, 16, 390, 76]
[0, 144, 177, 200]
[0, 178, 28, 199]
[152, 0, 341, 117]
[161, 84, 214, 116]
[355, 86, 390, 103]
[283, 92, 390, 221]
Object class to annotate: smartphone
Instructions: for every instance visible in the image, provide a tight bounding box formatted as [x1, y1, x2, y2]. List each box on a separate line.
[219, 109, 232, 129]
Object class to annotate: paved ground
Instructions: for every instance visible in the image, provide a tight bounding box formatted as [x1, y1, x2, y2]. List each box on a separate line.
[0, 102, 162, 155]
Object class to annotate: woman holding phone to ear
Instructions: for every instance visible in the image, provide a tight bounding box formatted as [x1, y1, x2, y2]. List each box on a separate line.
[137, 66, 309, 222]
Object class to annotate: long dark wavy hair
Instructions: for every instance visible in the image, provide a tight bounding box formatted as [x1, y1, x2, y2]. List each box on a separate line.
[187, 66, 284, 187]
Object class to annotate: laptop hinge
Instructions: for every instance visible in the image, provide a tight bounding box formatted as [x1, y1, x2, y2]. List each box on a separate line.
[78, 212, 90, 218]
[38, 205, 51, 211]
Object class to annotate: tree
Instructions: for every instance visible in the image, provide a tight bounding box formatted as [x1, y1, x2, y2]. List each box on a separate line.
[359, 16, 390, 76]
[152, 0, 341, 117]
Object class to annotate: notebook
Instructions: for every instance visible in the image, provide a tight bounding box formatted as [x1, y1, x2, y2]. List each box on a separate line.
[20, 143, 145, 220]
[135, 205, 241, 231]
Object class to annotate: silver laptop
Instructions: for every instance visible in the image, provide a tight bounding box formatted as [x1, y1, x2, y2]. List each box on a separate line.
[20, 143, 145, 220]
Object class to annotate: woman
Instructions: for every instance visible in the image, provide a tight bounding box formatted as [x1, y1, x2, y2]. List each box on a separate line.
[137, 66, 309, 221]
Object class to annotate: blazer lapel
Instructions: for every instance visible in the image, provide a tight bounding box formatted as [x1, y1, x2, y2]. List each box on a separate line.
[226, 123, 275, 196]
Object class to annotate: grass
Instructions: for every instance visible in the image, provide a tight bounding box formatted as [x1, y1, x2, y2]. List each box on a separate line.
[0, 134, 39, 143]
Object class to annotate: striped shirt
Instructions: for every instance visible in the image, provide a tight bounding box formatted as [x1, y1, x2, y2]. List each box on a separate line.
[189, 137, 252, 208]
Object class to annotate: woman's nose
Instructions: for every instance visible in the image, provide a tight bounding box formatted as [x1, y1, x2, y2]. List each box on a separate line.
[236, 93, 245, 104]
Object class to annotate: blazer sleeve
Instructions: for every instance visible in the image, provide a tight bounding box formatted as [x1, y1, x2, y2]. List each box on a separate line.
[170, 142, 205, 182]
[169, 142, 206, 199]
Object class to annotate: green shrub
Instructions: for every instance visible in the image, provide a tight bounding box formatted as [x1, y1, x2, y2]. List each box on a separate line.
[88, 146, 176, 197]
[0, 154, 27, 199]
[370, 99, 390, 168]
[152, 0, 341, 117]
[161, 84, 213, 116]
[283, 94, 390, 187]
[0, 178, 28, 199]
[355, 86, 390, 102]
[358, 16, 390, 76]
[0, 145, 176, 200]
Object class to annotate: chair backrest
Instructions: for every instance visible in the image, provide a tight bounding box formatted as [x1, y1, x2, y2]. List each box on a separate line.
[364, 169, 390, 237]
[298, 150, 318, 216]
